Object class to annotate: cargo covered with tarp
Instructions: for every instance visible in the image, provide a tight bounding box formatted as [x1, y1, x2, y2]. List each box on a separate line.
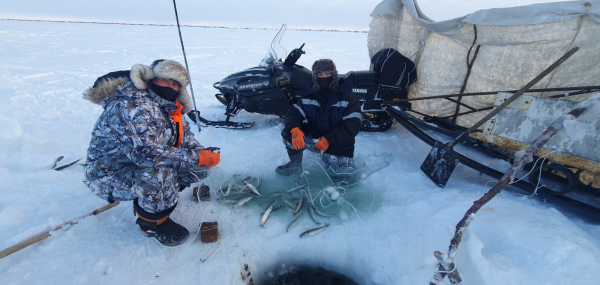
[367, 0, 600, 179]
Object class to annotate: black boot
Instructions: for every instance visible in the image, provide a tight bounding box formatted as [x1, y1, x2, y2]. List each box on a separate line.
[275, 148, 303, 176]
[133, 199, 190, 247]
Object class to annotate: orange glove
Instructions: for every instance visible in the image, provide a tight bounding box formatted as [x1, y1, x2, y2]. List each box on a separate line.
[198, 149, 220, 167]
[314, 137, 329, 151]
[290, 127, 305, 150]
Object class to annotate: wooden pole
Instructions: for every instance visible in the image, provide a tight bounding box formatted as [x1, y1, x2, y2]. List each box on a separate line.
[429, 94, 600, 284]
[0, 201, 120, 259]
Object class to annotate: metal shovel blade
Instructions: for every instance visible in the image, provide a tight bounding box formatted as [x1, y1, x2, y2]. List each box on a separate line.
[420, 141, 462, 187]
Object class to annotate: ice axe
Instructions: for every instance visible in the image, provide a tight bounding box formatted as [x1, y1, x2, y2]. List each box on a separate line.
[420, 47, 579, 188]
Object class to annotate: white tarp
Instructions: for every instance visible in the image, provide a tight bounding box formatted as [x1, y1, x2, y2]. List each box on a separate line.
[372, 0, 600, 35]
[368, 0, 600, 128]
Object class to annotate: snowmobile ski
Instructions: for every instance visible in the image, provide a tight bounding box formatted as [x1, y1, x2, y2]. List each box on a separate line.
[186, 110, 254, 129]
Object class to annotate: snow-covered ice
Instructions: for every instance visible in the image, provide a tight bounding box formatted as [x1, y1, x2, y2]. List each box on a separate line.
[1, 20, 599, 285]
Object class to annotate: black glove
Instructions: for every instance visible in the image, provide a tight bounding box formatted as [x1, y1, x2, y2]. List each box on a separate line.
[284, 49, 305, 66]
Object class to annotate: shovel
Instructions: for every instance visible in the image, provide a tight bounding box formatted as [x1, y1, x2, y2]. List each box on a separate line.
[421, 47, 579, 188]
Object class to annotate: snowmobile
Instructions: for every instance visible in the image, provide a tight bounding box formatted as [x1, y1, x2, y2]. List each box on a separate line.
[187, 24, 417, 131]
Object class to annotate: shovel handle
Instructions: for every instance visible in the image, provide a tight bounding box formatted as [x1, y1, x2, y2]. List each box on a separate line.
[449, 47, 579, 147]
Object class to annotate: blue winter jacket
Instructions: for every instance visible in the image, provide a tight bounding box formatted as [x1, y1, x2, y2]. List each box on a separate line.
[282, 79, 362, 158]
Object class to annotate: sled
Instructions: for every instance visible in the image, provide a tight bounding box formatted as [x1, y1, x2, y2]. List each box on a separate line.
[420, 47, 578, 188]
[370, 0, 600, 218]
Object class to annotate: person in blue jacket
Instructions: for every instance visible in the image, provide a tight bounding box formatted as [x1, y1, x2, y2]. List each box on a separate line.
[276, 59, 362, 177]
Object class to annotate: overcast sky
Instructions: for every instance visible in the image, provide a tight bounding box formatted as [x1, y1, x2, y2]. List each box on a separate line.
[0, 0, 568, 30]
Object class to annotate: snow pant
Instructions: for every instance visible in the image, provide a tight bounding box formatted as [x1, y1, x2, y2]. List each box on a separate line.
[282, 136, 355, 172]
[87, 164, 208, 213]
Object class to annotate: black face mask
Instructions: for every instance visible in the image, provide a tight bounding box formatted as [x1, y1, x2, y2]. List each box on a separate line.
[317, 76, 333, 92]
[151, 83, 179, 102]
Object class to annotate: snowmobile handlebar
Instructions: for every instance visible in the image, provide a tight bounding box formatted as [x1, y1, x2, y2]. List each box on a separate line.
[284, 44, 306, 66]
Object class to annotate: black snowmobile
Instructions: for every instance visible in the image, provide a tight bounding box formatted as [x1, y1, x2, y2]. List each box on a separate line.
[188, 25, 418, 132]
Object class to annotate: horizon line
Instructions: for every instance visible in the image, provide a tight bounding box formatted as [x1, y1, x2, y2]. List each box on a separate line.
[1, 18, 369, 33]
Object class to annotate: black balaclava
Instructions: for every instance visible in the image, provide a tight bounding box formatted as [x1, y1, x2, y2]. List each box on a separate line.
[317, 76, 333, 98]
[151, 82, 179, 102]
[311, 59, 339, 94]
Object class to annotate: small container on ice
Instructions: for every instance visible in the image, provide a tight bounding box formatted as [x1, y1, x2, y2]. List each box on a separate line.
[200, 222, 218, 243]
[193, 185, 211, 202]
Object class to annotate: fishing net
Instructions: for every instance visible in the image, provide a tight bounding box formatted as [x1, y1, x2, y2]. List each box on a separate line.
[131, 151, 393, 276]
[214, 151, 393, 233]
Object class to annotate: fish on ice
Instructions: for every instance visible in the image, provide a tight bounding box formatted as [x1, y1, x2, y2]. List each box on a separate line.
[261, 199, 278, 227]
[233, 196, 253, 208]
[299, 223, 330, 238]
[309, 206, 320, 225]
[287, 213, 304, 232]
[243, 180, 261, 196]
[286, 184, 307, 193]
[314, 206, 333, 218]
[293, 197, 304, 215]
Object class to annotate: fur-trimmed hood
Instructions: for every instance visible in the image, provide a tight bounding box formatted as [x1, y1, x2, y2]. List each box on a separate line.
[311, 59, 339, 93]
[83, 60, 193, 114]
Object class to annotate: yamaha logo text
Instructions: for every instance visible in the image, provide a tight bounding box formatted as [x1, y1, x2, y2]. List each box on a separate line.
[238, 81, 270, 90]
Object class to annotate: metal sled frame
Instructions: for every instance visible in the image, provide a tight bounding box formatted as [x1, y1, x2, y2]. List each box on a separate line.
[385, 105, 600, 221]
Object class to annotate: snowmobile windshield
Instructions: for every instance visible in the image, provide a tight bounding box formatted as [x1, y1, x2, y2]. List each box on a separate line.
[259, 24, 288, 68]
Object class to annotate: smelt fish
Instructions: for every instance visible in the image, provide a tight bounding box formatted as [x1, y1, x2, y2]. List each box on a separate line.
[264, 191, 291, 197]
[243, 176, 259, 187]
[261, 205, 285, 215]
[243, 180, 261, 196]
[314, 206, 333, 218]
[300, 171, 310, 178]
[286, 184, 307, 193]
[225, 181, 234, 196]
[287, 213, 304, 232]
[292, 197, 304, 216]
[299, 223, 330, 238]
[233, 196, 253, 208]
[216, 198, 237, 204]
[280, 195, 296, 208]
[309, 206, 320, 225]
[261, 200, 278, 227]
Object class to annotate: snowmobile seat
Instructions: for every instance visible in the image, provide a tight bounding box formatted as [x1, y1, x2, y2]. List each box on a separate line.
[290, 65, 313, 91]
[342, 70, 378, 87]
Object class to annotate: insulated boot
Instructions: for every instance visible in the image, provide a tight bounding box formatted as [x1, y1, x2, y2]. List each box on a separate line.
[133, 199, 189, 247]
[275, 148, 303, 176]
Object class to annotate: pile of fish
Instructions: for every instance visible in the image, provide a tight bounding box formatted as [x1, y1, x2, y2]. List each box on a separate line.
[215, 172, 338, 238]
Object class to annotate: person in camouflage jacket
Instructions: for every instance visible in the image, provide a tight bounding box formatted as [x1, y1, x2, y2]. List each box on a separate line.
[83, 59, 220, 246]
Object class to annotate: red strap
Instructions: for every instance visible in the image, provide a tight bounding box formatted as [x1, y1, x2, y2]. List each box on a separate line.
[169, 101, 184, 147]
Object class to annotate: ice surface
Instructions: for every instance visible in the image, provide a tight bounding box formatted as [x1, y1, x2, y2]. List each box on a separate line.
[0, 20, 599, 285]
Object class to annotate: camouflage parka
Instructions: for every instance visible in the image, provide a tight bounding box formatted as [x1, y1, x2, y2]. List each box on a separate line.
[83, 73, 205, 204]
